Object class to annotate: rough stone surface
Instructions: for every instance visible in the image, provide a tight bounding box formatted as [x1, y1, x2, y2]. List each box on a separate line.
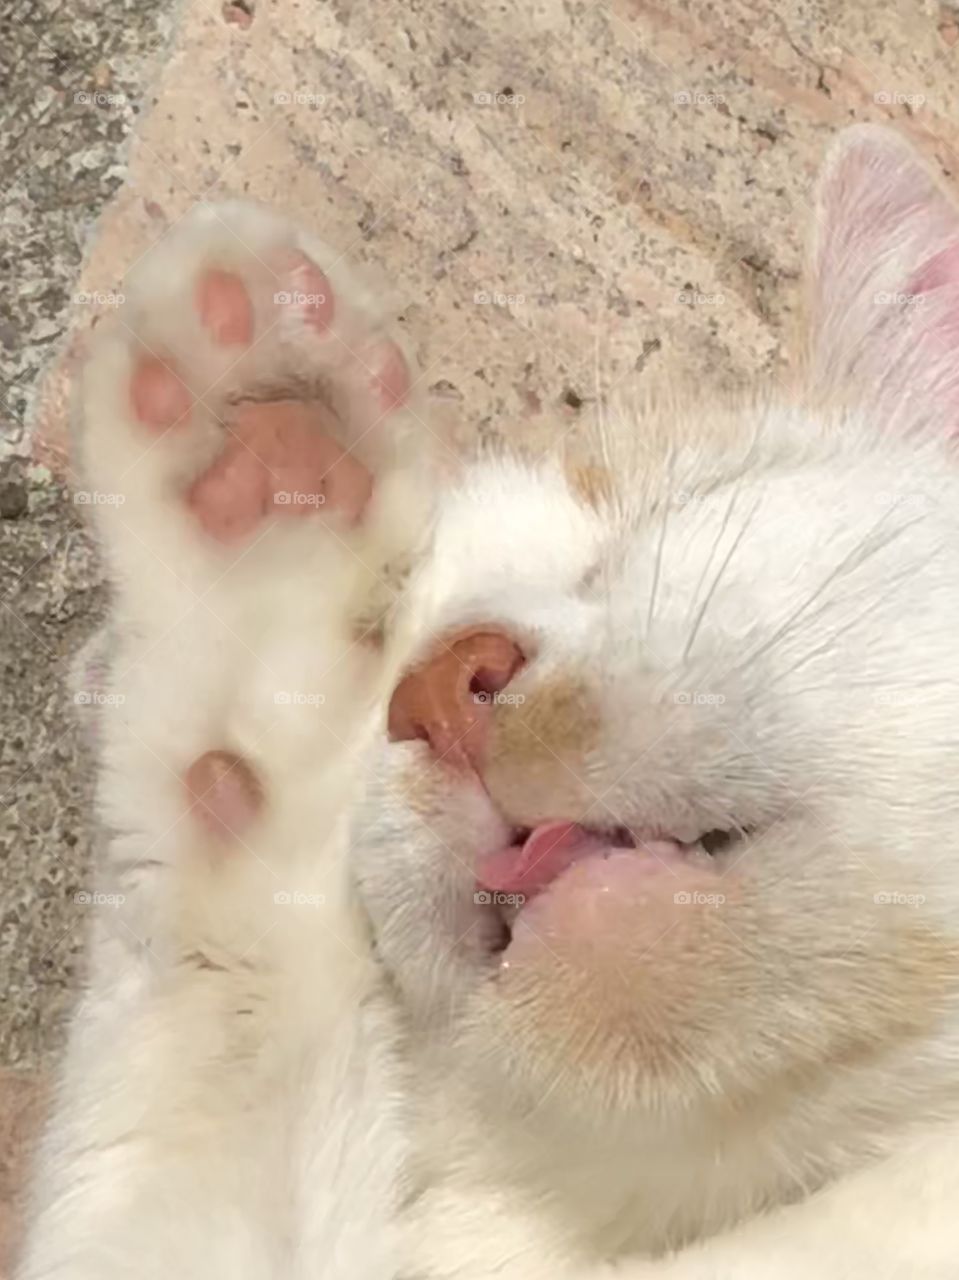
[1, 0, 175, 1263]
[5, 0, 959, 1263]
[2, 0, 177, 1064]
[2, 0, 180, 1079]
[0, 466, 104, 1064]
[2, 0, 177, 448]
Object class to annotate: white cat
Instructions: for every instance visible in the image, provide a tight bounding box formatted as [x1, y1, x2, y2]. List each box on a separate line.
[17, 125, 959, 1280]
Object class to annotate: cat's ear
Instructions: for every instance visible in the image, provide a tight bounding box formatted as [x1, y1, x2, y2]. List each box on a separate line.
[807, 125, 959, 434]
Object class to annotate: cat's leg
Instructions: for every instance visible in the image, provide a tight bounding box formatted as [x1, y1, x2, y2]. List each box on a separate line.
[591, 1126, 959, 1280]
[18, 203, 429, 1280]
[402, 1124, 959, 1280]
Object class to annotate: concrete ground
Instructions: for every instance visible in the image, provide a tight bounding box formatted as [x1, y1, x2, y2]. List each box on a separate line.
[4, 0, 959, 1268]
[0, 0, 176, 1260]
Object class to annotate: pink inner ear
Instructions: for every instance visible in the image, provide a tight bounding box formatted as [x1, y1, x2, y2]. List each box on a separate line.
[810, 127, 959, 433]
[909, 243, 959, 295]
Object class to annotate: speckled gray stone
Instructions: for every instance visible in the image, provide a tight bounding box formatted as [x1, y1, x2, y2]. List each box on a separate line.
[0, 466, 104, 1067]
[1, 0, 176, 449]
[1, 0, 176, 1085]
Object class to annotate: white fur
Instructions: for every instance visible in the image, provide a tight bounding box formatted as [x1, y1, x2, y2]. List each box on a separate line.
[18, 128, 959, 1279]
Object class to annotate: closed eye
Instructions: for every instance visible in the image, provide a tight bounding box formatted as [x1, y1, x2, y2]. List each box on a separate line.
[699, 827, 749, 856]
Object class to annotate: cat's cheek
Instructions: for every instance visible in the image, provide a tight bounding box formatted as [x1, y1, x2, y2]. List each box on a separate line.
[502, 852, 737, 969]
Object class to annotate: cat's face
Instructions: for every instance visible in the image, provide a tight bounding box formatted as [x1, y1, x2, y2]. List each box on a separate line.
[353, 128, 959, 1131]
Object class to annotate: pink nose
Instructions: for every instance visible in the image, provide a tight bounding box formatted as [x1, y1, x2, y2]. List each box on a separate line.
[387, 628, 525, 769]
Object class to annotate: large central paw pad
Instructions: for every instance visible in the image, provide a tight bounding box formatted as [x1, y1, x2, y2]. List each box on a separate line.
[186, 398, 374, 541]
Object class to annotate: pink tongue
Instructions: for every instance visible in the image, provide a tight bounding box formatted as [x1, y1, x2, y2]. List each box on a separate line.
[476, 822, 608, 894]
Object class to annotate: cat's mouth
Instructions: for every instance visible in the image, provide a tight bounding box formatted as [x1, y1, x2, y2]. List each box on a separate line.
[474, 820, 740, 952]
